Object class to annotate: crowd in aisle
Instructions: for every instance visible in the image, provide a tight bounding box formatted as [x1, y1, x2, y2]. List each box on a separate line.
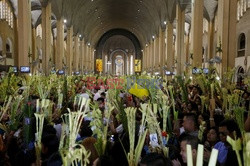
[0, 72, 249, 166]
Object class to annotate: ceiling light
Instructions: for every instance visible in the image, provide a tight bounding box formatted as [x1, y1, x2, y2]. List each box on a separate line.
[141, 50, 143, 52]
[138, 9, 140, 12]
[146, 44, 148, 47]
[64, 19, 67, 23]
[164, 21, 167, 25]
[88, 43, 90, 46]
[79, 34, 82, 38]
[152, 35, 155, 39]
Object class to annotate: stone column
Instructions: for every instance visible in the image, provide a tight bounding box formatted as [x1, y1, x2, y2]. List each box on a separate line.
[150, 40, 154, 72]
[53, 38, 56, 65]
[86, 44, 89, 70]
[153, 37, 158, 70]
[18, 0, 31, 67]
[90, 47, 93, 71]
[41, 2, 52, 75]
[82, 39, 86, 71]
[56, 17, 64, 70]
[159, 27, 166, 75]
[32, 27, 37, 73]
[142, 49, 144, 71]
[127, 54, 130, 75]
[176, 4, 185, 75]
[207, 19, 215, 62]
[190, 0, 204, 67]
[144, 46, 147, 70]
[166, 23, 174, 72]
[154, 32, 160, 71]
[73, 35, 79, 72]
[217, 0, 237, 74]
[145, 45, 148, 70]
[185, 33, 190, 73]
[66, 26, 73, 74]
[79, 40, 84, 72]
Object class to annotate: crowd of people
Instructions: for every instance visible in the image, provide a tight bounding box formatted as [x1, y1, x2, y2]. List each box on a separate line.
[0, 72, 249, 166]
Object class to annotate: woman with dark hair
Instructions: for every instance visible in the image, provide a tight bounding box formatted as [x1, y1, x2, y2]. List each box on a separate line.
[203, 127, 219, 165]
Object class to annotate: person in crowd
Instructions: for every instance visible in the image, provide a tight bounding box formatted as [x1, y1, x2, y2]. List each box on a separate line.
[41, 134, 59, 166]
[214, 119, 241, 166]
[82, 137, 98, 166]
[189, 85, 202, 104]
[140, 152, 172, 166]
[203, 127, 219, 165]
[182, 113, 199, 137]
[179, 135, 199, 165]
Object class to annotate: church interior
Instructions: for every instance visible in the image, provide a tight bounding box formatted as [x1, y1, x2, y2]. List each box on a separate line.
[0, 0, 250, 166]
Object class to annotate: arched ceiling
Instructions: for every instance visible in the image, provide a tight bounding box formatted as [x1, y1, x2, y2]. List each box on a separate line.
[9, 0, 218, 47]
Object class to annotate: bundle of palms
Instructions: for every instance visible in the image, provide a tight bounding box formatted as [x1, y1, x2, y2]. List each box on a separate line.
[89, 103, 114, 156]
[59, 96, 91, 166]
[124, 105, 148, 166]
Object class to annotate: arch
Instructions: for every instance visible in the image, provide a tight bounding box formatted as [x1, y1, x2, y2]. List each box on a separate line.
[110, 49, 129, 75]
[238, 33, 246, 57]
[95, 29, 142, 73]
[109, 49, 128, 75]
[95, 28, 142, 59]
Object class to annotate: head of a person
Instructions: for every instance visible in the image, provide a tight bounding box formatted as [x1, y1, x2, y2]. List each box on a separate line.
[97, 97, 105, 111]
[206, 127, 219, 145]
[41, 134, 59, 158]
[100, 92, 106, 99]
[80, 120, 93, 138]
[242, 91, 249, 100]
[198, 113, 209, 125]
[180, 135, 199, 164]
[182, 113, 198, 133]
[188, 85, 194, 93]
[195, 97, 202, 106]
[139, 152, 171, 166]
[194, 85, 202, 95]
[82, 137, 98, 166]
[218, 119, 241, 143]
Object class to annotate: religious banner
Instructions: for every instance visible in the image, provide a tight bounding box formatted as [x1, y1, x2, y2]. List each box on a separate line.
[134, 59, 141, 72]
[96, 59, 103, 72]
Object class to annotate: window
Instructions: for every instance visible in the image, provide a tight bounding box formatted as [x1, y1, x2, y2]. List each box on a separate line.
[238, 33, 246, 57]
[0, 1, 14, 28]
[0, 1, 2, 19]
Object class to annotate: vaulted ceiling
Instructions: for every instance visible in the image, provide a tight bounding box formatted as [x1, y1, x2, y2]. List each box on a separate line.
[9, 0, 218, 47]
